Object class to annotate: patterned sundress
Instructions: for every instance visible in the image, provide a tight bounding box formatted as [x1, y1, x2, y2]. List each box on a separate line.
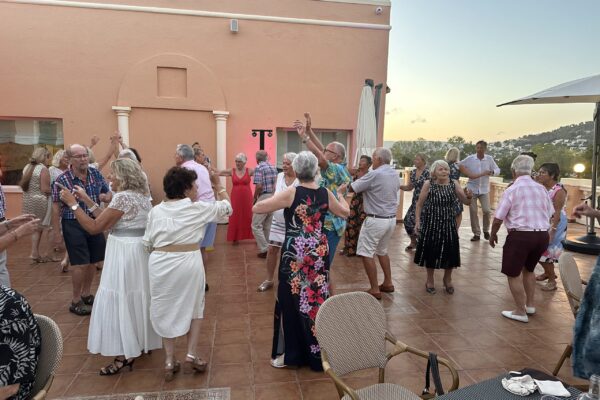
[540, 183, 567, 263]
[404, 167, 430, 236]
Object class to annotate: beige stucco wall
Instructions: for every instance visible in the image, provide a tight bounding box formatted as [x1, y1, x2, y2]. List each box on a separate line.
[0, 0, 391, 203]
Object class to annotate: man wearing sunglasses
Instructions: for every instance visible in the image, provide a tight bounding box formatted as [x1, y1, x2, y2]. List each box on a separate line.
[294, 114, 351, 265]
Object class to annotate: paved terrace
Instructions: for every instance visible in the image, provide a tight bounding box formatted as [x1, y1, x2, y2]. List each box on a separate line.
[6, 212, 594, 399]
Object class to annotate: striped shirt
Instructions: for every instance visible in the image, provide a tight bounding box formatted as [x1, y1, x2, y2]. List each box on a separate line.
[253, 161, 277, 194]
[52, 167, 110, 219]
[494, 175, 553, 231]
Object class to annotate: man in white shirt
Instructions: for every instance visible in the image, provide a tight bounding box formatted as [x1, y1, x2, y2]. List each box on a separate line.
[459, 140, 500, 241]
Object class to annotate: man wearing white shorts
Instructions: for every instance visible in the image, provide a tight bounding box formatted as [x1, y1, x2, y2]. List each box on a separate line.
[350, 148, 401, 300]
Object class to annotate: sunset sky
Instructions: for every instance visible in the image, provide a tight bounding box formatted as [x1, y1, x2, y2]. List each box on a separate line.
[383, 0, 600, 142]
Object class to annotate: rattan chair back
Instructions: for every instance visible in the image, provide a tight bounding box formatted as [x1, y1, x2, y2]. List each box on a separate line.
[315, 291, 388, 376]
[558, 253, 584, 316]
[31, 314, 63, 397]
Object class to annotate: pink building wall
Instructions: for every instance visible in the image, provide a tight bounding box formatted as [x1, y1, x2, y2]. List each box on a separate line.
[0, 0, 391, 208]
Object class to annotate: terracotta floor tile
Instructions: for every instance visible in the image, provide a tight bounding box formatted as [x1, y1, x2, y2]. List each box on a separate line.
[63, 372, 120, 396]
[230, 387, 255, 400]
[62, 336, 89, 356]
[444, 349, 502, 370]
[299, 379, 341, 400]
[214, 328, 252, 345]
[254, 382, 302, 400]
[56, 354, 87, 374]
[113, 369, 163, 393]
[216, 314, 250, 331]
[252, 361, 297, 384]
[209, 363, 253, 388]
[212, 343, 252, 364]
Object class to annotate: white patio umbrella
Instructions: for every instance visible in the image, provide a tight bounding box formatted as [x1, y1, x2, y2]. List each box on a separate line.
[353, 84, 377, 167]
[498, 73, 600, 254]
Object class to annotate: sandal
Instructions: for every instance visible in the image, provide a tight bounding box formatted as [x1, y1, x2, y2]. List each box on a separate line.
[257, 280, 274, 292]
[378, 284, 395, 293]
[541, 281, 557, 291]
[69, 300, 91, 316]
[443, 279, 454, 295]
[99, 357, 135, 376]
[81, 294, 94, 306]
[183, 354, 208, 374]
[425, 284, 436, 294]
[60, 260, 69, 273]
[164, 360, 181, 382]
[30, 256, 61, 264]
[536, 273, 548, 282]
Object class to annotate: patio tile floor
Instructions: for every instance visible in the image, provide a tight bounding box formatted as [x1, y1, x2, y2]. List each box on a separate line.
[5, 210, 594, 399]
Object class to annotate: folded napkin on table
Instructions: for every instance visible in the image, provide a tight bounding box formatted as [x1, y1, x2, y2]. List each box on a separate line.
[535, 379, 571, 397]
[502, 375, 537, 396]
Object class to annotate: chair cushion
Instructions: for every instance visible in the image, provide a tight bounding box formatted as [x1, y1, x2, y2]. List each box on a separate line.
[341, 383, 421, 400]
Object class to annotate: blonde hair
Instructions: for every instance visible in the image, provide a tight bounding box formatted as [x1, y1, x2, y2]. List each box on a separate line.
[20, 147, 50, 191]
[51, 149, 66, 168]
[110, 158, 149, 195]
[415, 153, 428, 164]
[445, 147, 460, 163]
[430, 160, 450, 179]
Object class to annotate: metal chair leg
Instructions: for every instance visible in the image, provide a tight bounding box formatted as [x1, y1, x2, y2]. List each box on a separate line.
[552, 343, 573, 376]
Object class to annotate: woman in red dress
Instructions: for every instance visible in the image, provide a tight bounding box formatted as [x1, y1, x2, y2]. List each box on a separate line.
[218, 153, 255, 243]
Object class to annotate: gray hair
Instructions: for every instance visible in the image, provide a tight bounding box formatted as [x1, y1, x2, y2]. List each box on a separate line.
[118, 149, 139, 162]
[235, 152, 247, 163]
[330, 141, 346, 161]
[445, 147, 460, 163]
[176, 144, 194, 161]
[430, 160, 450, 179]
[511, 155, 534, 176]
[51, 149, 66, 168]
[292, 151, 319, 182]
[256, 150, 268, 163]
[373, 147, 392, 165]
[283, 152, 298, 164]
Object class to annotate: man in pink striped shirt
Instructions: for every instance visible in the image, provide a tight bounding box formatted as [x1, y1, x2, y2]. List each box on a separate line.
[489, 155, 553, 323]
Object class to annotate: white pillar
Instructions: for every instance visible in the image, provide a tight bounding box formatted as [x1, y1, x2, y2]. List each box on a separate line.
[112, 106, 132, 146]
[212, 111, 229, 185]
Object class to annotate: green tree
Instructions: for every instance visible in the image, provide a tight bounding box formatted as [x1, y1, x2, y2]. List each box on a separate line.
[531, 143, 576, 177]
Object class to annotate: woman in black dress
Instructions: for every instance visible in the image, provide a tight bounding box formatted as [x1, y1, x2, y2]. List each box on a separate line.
[400, 153, 429, 251]
[253, 151, 349, 371]
[414, 160, 472, 294]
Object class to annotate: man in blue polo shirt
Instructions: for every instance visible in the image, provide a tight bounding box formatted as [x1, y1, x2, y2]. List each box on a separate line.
[53, 144, 110, 315]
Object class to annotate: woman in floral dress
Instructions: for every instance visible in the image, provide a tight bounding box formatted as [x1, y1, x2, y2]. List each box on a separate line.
[253, 151, 349, 371]
[342, 155, 372, 256]
[400, 153, 429, 250]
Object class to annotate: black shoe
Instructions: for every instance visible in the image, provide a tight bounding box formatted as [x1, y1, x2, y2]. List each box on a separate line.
[205, 283, 209, 292]
[81, 294, 94, 306]
[483, 232, 490, 240]
[470, 235, 480, 242]
[69, 300, 91, 316]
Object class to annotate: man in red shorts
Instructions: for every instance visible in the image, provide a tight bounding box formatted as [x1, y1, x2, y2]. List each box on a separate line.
[489, 155, 553, 323]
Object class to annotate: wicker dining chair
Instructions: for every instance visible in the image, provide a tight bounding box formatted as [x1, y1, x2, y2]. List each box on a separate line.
[31, 314, 64, 400]
[553, 253, 587, 376]
[315, 291, 459, 400]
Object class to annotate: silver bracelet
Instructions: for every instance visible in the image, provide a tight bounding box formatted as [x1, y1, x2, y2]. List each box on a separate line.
[89, 204, 99, 212]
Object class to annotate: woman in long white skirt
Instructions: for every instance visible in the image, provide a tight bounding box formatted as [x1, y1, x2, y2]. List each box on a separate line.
[59, 158, 161, 375]
[143, 166, 232, 381]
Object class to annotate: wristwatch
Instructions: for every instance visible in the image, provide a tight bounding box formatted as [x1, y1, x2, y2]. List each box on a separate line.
[71, 204, 79, 212]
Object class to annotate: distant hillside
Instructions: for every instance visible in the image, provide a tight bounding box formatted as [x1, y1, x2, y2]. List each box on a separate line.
[506, 121, 593, 151]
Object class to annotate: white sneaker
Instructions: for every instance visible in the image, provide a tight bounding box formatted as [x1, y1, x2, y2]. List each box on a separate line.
[501, 310, 528, 323]
[525, 306, 536, 315]
[270, 354, 286, 368]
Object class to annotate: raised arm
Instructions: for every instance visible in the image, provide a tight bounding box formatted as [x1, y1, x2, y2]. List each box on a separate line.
[252, 186, 295, 214]
[304, 112, 324, 152]
[97, 135, 120, 171]
[414, 180, 431, 236]
[294, 120, 328, 170]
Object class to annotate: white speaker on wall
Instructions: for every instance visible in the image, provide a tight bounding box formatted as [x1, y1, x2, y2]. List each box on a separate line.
[230, 19, 239, 33]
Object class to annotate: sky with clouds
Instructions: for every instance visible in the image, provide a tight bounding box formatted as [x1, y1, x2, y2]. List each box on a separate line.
[383, 0, 600, 142]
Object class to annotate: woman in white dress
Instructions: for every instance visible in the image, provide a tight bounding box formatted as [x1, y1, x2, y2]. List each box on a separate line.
[143, 167, 232, 381]
[59, 158, 162, 375]
[257, 152, 298, 292]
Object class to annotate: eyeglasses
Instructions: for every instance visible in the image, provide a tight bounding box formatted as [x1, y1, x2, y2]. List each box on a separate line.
[324, 148, 340, 158]
[71, 154, 89, 160]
